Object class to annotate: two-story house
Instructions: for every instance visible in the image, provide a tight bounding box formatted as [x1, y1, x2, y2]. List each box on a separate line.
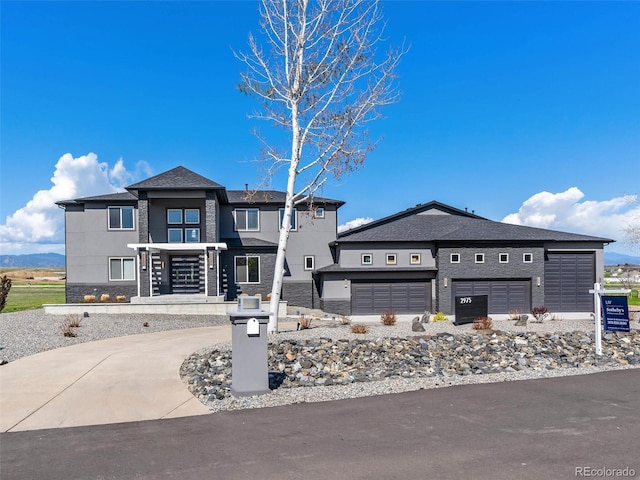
[57, 166, 343, 308]
[58, 166, 612, 318]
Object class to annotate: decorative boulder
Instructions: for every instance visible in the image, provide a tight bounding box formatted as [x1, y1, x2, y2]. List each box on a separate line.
[421, 311, 431, 324]
[515, 314, 528, 327]
[412, 319, 426, 332]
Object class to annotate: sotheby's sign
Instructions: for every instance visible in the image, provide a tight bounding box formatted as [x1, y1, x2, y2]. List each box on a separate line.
[602, 296, 630, 332]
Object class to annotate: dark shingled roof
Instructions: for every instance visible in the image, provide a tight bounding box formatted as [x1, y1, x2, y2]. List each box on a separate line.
[337, 213, 613, 244]
[226, 190, 344, 206]
[126, 166, 225, 191]
[56, 191, 137, 206]
[221, 237, 278, 248]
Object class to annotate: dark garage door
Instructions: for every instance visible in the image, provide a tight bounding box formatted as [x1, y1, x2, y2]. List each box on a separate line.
[544, 253, 594, 312]
[352, 282, 431, 315]
[452, 280, 531, 314]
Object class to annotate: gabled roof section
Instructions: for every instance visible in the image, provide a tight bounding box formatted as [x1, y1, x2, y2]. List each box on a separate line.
[126, 166, 225, 192]
[226, 189, 344, 207]
[337, 201, 613, 244]
[56, 191, 137, 206]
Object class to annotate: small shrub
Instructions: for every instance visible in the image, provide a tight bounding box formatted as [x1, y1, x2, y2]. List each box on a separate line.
[0, 274, 12, 313]
[432, 312, 449, 322]
[84, 295, 96, 302]
[338, 315, 351, 325]
[100, 294, 110, 302]
[472, 316, 493, 330]
[142, 321, 149, 327]
[350, 323, 369, 334]
[298, 315, 312, 330]
[60, 319, 77, 337]
[380, 310, 397, 326]
[531, 306, 549, 323]
[65, 313, 83, 328]
[116, 295, 127, 302]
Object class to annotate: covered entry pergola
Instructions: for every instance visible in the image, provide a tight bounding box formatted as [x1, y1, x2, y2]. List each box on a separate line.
[127, 242, 227, 299]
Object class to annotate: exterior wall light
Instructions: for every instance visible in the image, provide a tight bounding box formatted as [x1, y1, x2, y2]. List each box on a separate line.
[141, 251, 148, 271]
[536, 276, 541, 287]
[443, 277, 448, 288]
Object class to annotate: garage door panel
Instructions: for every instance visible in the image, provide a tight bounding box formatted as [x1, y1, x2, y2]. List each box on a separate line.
[452, 280, 531, 314]
[352, 282, 431, 315]
[545, 253, 594, 312]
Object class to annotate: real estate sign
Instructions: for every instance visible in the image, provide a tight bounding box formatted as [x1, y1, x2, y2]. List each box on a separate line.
[602, 295, 630, 332]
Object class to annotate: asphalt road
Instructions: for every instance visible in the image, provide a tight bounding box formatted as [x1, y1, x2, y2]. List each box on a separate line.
[2, 369, 639, 480]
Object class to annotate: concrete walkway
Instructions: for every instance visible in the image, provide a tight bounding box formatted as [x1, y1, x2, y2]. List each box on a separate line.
[1, 325, 242, 432]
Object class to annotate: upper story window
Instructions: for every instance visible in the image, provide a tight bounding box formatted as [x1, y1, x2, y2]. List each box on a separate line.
[168, 228, 183, 243]
[523, 253, 533, 263]
[410, 253, 421, 265]
[108, 206, 134, 230]
[304, 256, 315, 270]
[185, 209, 200, 224]
[314, 207, 325, 218]
[185, 228, 200, 243]
[234, 208, 259, 231]
[386, 253, 397, 265]
[499, 253, 509, 263]
[361, 253, 373, 265]
[167, 209, 182, 224]
[475, 253, 485, 263]
[450, 253, 460, 263]
[279, 208, 297, 231]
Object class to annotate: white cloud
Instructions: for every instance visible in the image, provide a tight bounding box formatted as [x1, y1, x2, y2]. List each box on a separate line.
[0, 153, 151, 254]
[338, 217, 374, 233]
[502, 187, 639, 246]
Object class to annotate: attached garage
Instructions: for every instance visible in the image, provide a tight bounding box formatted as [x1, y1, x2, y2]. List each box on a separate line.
[544, 252, 595, 312]
[452, 280, 531, 314]
[352, 281, 432, 315]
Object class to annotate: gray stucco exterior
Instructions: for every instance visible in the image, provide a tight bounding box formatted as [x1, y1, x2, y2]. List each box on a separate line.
[58, 168, 612, 317]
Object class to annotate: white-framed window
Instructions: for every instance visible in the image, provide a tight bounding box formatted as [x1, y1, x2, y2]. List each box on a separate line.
[109, 257, 135, 281]
[108, 206, 134, 230]
[475, 253, 485, 263]
[185, 209, 200, 224]
[168, 228, 183, 243]
[450, 253, 460, 263]
[314, 207, 325, 218]
[234, 208, 259, 231]
[410, 253, 421, 265]
[185, 228, 200, 243]
[235, 256, 260, 284]
[386, 253, 397, 265]
[523, 253, 533, 263]
[279, 208, 297, 231]
[499, 253, 509, 263]
[304, 256, 315, 270]
[167, 209, 182, 224]
[361, 253, 373, 265]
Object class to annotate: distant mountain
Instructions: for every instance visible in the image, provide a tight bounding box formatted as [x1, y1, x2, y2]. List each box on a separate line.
[0, 253, 65, 268]
[604, 252, 640, 266]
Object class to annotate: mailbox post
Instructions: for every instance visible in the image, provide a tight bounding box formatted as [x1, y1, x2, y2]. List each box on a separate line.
[229, 305, 271, 397]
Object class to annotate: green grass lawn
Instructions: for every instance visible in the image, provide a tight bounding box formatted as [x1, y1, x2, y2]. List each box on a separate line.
[2, 285, 66, 313]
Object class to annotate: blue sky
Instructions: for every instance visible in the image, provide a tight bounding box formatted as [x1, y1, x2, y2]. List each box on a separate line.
[1, 0, 639, 256]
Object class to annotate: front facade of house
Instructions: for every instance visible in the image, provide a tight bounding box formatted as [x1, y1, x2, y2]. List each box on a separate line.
[59, 167, 612, 317]
[58, 166, 342, 308]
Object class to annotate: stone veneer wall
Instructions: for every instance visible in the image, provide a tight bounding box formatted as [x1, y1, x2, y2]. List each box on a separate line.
[220, 250, 276, 301]
[205, 192, 218, 297]
[319, 299, 351, 317]
[282, 281, 318, 310]
[66, 283, 138, 303]
[137, 195, 150, 297]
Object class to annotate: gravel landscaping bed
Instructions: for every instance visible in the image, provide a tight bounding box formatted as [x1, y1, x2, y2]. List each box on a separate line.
[180, 316, 640, 413]
[0, 309, 228, 363]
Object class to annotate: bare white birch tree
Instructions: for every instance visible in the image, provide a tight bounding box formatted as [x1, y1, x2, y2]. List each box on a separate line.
[236, 0, 404, 333]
